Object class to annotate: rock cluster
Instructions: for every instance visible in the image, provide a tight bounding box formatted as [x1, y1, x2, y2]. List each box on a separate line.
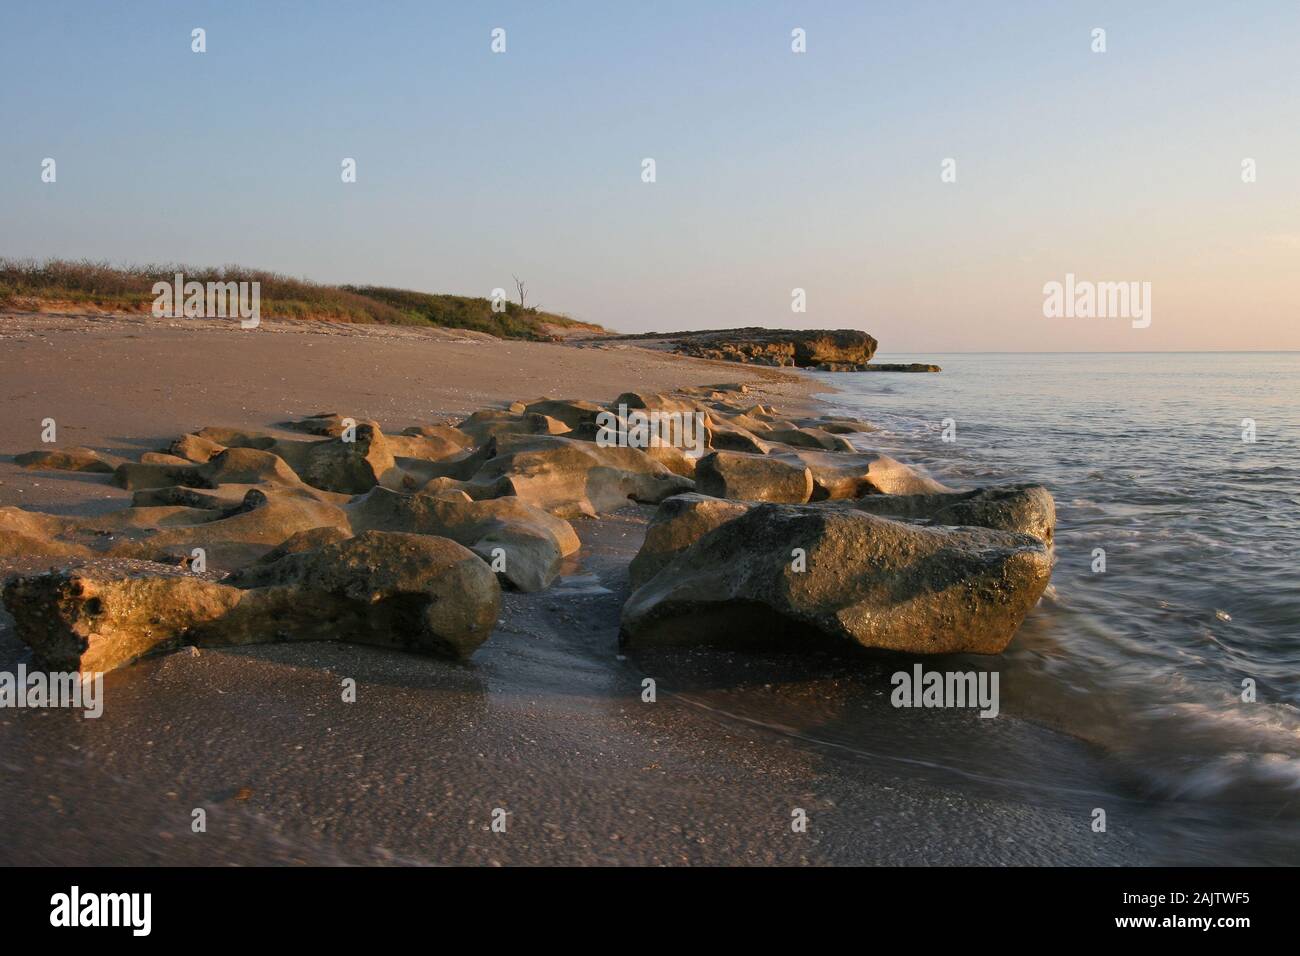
[3, 379, 1053, 671]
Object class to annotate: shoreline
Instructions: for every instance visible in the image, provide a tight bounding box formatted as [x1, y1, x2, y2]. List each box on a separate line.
[0, 311, 1177, 864]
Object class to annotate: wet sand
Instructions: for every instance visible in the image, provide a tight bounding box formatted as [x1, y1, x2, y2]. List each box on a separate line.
[0, 312, 1164, 865]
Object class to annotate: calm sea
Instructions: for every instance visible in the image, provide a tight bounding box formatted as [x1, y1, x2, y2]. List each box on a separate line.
[811, 353, 1299, 824]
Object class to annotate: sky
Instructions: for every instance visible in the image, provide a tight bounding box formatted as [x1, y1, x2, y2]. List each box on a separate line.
[1, 1, 1297, 352]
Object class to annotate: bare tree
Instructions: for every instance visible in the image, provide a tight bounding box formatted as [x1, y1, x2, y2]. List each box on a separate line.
[512, 274, 528, 310]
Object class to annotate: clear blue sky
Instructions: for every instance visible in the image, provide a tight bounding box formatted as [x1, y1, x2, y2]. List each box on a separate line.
[2, 1, 1297, 350]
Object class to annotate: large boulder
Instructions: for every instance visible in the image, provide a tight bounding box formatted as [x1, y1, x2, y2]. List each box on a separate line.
[3, 532, 501, 672]
[2, 565, 244, 673]
[216, 531, 501, 659]
[694, 451, 813, 503]
[628, 493, 750, 589]
[627, 484, 1056, 586]
[344, 486, 580, 591]
[621, 505, 1051, 656]
[847, 483, 1056, 544]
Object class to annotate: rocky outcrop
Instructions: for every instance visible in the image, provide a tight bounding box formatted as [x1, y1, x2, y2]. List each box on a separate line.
[608, 328, 878, 368]
[3, 532, 501, 672]
[621, 506, 1051, 655]
[816, 363, 941, 373]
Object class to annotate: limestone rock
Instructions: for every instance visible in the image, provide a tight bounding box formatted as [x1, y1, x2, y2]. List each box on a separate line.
[847, 483, 1056, 544]
[169, 434, 227, 463]
[298, 422, 403, 494]
[771, 449, 950, 499]
[200, 447, 303, 486]
[694, 451, 813, 503]
[628, 493, 749, 589]
[2, 565, 243, 673]
[217, 531, 501, 658]
[521, 399, 605, 431]
[4, 532, 501, 672]
[621, 506, 1051, 655]
[125, 489, 350, 568]
[114, 460, 205, 490]
[800, 418, 877, 435]
[345, 487, 580, 591]
[456, 410, 569, 445]
[763, 427, 854, 452]
[14, 447, 116, 473]
[140, 452, 193, 466]
[465, 435, 694, 518]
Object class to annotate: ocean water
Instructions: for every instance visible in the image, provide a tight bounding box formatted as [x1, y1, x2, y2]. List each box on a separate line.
[810, 353, 1299, 822]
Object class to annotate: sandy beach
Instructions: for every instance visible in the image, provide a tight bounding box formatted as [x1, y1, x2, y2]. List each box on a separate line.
[0, 311, 1184, 866]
